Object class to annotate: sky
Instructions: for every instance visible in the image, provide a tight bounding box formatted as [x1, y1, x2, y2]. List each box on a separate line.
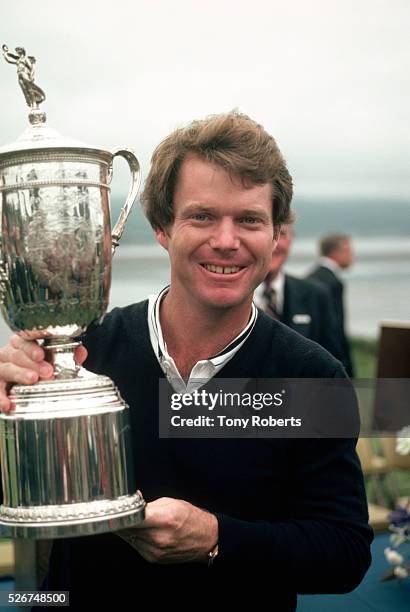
[1, 0, 409, 199]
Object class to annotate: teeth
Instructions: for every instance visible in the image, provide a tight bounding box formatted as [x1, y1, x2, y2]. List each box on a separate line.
[204, 264, 241, 274]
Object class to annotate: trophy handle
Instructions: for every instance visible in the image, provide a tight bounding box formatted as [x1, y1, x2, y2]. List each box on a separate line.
[110, 148, 141, 254]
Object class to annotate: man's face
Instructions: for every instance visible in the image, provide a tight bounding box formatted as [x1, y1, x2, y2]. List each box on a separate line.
[155, 155, 277, 312]
[269, 225, 294, 278]
[332, 239, 354, 269]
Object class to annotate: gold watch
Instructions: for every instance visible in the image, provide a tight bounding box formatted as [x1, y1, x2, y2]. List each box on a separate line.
[207, 543, 219, 566]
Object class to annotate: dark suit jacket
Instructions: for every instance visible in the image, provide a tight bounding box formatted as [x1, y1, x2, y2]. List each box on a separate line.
[307, 265, 354, 377]
[280, 274, 344, 365]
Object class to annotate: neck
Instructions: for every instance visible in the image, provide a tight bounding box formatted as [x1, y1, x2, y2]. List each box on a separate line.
[159, 289, 252, 375]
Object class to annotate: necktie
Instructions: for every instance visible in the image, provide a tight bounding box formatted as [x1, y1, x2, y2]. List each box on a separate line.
[263, 281, 278, 319]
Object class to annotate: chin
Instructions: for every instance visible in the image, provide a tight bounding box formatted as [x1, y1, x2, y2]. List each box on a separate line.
[200, 289, 251, 310]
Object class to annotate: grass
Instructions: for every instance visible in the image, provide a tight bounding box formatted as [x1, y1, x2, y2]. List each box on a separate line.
[351, 336, 378, 379]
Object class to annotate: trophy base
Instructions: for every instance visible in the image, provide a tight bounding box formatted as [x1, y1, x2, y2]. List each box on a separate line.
[0, 492, 146, 539]
[0, 368, 146, 539]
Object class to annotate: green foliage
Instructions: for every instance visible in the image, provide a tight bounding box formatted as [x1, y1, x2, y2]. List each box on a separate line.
[351, 336, 378, 379]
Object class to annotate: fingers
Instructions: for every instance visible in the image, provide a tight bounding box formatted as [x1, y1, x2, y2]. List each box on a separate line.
[10, 335, 88, 366]
[18, 330, 51, 341]
[0, 380, 12, 413]
[7, 336, 45, 368]
[74, 344, 88, 365]
[0, 335, 89, 415]
[0, 337, 36, 413]
[0, 335, 53, 414]
[0, 361, 38, 385]
[10, 334, 45, 362]
[116, 530, 160, 563]
[1, 335, 53, 381]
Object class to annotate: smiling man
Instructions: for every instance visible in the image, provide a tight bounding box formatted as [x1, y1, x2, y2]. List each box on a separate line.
[0, 112, 372, 609]
[153, 154, 279, 377]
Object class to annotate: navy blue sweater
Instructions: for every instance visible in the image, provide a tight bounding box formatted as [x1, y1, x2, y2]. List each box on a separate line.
[41, 301, 372, 610]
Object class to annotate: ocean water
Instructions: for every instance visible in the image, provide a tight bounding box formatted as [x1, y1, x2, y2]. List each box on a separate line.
[0, 197, 408, 345]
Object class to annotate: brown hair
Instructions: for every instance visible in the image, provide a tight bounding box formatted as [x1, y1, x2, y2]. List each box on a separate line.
[320, 234, 351, 256]
[141, 111, 293, 230]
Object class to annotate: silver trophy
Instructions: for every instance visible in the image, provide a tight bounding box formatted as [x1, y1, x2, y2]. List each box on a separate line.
[0, 45, 145, 538]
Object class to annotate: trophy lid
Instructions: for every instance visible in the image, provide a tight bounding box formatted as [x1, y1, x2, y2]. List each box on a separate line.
[0, 121, 101, 156]
[0, 44, 109, 159]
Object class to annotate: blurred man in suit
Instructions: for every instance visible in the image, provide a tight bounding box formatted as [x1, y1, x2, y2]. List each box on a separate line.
[254, 225, 344, 363]
[307, 234, 355, 377]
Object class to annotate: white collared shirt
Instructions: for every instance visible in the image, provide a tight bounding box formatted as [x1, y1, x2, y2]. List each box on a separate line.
[253, 270, 285, 315]
[318, 256, 342, 278]
[147, 287, 258, 393]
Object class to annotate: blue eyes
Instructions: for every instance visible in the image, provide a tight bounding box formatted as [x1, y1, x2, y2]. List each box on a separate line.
[241, 217, 258, 224]
[191, 213, 210, 221]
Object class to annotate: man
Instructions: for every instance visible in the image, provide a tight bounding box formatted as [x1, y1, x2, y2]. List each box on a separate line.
[0, 112, 371, 609]
[254, 224, 344, 362]
[307, 234, 355, 377]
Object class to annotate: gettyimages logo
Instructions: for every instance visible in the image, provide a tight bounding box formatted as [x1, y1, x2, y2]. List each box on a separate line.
[170, 388, 285, 411]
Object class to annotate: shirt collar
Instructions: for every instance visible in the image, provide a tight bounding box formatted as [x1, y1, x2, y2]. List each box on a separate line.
[253, 270, 285, 314]
[147, 287, 258, 392]
[318, 256, 342, 277]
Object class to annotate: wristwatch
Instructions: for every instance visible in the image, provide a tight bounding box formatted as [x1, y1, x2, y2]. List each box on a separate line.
[207, 543, 219, 566]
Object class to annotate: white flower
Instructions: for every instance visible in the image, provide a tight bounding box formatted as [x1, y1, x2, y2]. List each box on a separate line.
[390, 531, 408, 547]
[384, 547, 404, 565]
[396, 426, 410, 455]
[393, 566, 409, 579]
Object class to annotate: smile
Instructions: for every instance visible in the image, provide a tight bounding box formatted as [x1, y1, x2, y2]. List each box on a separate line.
[202, 264, 243, 275]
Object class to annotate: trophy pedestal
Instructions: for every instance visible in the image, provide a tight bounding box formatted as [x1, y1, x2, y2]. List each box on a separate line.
[0, 370, 145, 539]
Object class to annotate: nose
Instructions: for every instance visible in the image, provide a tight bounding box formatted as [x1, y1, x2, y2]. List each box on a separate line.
[209, 218, 240, 251]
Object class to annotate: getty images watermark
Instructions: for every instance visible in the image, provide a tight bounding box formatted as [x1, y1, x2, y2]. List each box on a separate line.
[169, 388, 301, 429]
[158, 378, 410, 439]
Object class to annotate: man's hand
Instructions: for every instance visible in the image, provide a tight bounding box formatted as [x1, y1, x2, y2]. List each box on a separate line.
[0, 334, 88, 412]
[117, 497, 218, 564]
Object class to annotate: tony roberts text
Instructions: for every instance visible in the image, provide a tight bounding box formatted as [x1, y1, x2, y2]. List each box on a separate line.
[170, 415, 302, 428]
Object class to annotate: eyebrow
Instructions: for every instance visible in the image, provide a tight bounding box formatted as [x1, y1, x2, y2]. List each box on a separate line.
[179, 204, 217, 215]
[180, 203, 272, 221]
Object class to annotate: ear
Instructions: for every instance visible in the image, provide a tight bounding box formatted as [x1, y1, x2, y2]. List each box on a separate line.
[155, 227, 169, 251]
[271, 224, 281, 253]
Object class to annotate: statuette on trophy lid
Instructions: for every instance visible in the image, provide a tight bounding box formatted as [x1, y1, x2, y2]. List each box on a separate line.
[0, 45, 145, 538]
[2, 44, 46, 124]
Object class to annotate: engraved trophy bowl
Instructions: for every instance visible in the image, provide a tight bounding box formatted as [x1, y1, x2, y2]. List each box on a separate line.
[0, 45, 145, 538]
